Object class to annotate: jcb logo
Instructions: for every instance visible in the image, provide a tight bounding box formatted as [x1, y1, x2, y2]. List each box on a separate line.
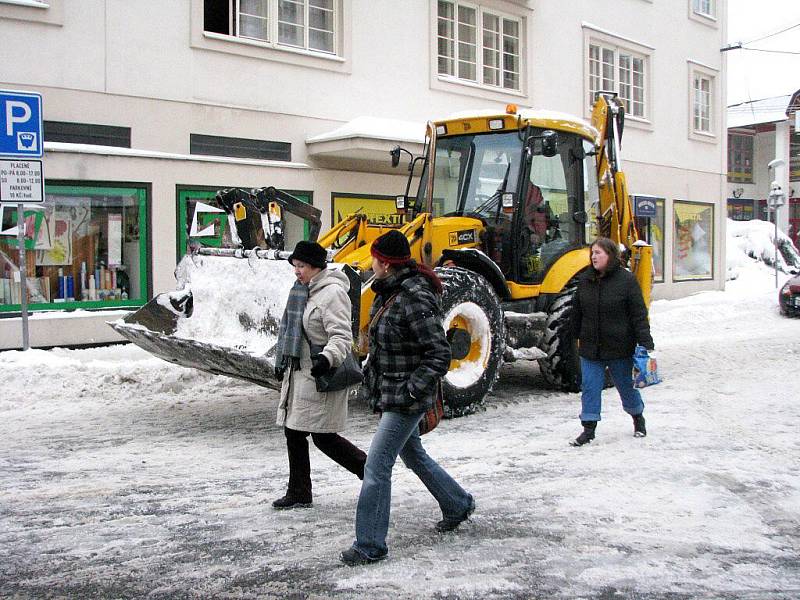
[449, 229, 476, 246]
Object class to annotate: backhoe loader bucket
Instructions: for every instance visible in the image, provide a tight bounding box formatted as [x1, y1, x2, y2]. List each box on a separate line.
[110, 186, 329, 389]
[111, 250, 298, 389]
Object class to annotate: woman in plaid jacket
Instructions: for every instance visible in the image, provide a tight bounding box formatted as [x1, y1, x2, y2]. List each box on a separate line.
[340, 230, 475, 566]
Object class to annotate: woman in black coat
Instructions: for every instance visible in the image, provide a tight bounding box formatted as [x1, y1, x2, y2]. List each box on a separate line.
[570, 237, 655, 446]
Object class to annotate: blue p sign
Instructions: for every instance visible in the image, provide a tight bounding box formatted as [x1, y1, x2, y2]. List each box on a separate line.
[0, 91, 43, 158]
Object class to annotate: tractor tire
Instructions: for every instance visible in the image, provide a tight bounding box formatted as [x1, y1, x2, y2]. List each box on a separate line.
[437, 267, 506, 416]
[538, 284, 582, 392]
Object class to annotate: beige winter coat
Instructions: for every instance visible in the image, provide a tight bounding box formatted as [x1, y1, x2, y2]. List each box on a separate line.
[276, 268, 354, 433]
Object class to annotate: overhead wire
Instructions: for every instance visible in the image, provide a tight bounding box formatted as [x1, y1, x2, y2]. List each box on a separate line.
[743, 22, 800, 45]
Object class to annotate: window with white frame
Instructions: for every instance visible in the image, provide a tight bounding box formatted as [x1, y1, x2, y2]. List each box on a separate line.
[204, 0, 336, 55]
[437, 1, 521, 91]
[691, 0, 715, 18]
[588, 41, 646, 118]
[692, 72, 712, 133]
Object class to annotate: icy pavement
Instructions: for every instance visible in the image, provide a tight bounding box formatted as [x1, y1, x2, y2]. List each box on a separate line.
[1, 264, 799, 599]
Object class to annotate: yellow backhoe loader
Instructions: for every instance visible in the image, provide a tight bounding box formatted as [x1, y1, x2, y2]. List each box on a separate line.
[112, 92, 652, 415]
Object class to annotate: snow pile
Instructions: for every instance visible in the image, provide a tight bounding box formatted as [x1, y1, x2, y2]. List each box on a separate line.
[171, 254, 296, 355]
[726, 218, 800, 279]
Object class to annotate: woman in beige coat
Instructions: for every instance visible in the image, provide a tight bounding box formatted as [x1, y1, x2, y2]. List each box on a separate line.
[272, 241, 366, 509]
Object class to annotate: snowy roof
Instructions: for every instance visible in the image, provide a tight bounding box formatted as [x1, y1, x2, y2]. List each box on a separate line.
[727, 94, 792, 129]
[305, 116, 426, 144]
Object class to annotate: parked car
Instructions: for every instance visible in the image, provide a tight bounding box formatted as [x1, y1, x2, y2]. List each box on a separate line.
[779, 274, 800, 317]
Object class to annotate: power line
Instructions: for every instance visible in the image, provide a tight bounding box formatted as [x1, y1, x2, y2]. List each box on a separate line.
[741, 47, 800, 55]
[744, 22, 800, 45]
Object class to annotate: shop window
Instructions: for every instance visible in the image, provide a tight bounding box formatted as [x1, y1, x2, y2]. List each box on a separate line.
[437, 1, 521, 92]
[727, 131, 753, 183]
[204, 0, 337, 55]
[633, 196, 665, 283]
[189, 134, 291, 161]
[176, 186, 312, 259]
[727, 199, 754, 221]
[791, 129, 799, 182]
[0, 184, 149, 311]
[587, 40, 648, 118]
[43, 121, 131, 148]
[673, 200, 714, 281]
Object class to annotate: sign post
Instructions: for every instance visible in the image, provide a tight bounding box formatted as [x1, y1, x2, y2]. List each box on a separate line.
[0, 90, 45, 351]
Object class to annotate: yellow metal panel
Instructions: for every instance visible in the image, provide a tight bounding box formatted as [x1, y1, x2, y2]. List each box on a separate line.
[539, 248, 591, 293]
[427, 216, 483, 261]
[435, 113, 597, 143]
[506, 281, 540, 300]
[631, 244, 653, 308]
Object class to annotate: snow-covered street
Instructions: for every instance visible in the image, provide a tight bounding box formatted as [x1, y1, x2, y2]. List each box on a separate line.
[2, 260, 799, 599]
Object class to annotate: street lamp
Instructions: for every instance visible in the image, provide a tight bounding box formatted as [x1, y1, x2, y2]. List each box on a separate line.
[767, 158, 786, 288]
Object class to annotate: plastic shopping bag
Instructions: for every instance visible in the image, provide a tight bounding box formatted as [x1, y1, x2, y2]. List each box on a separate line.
[632, 345, 661, 388]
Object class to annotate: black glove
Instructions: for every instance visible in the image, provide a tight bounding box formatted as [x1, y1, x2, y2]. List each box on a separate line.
[274, 365, 285, 381]
[310, 354, 330, 377]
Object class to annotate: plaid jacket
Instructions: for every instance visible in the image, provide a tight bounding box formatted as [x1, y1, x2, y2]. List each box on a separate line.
[364, 269, 451, 414]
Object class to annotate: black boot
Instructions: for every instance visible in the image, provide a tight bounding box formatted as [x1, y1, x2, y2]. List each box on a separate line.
[274, 428, 313, 509]
[632, 413, 647, 438]
[570, 421, 597, 447]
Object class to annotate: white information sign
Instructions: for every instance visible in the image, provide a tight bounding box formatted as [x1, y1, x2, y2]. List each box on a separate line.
[0, 159, 44, 203]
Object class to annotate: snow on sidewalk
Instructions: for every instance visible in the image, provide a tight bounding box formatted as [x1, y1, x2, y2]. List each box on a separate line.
[1, 261, 799, 599]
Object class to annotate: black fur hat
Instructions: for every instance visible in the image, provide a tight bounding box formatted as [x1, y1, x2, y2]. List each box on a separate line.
[288, 240, 327, 269]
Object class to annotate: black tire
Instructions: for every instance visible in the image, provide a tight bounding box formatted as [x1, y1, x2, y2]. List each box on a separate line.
[538, 284, 582, 392]
[437, 267, 506, 416]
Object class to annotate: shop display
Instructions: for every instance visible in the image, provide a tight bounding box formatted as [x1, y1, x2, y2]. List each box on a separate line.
[0, 185, 146, 309]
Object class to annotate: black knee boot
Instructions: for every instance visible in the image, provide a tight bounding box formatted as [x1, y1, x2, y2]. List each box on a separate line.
[570, 421, 597, 447]
[273, 428, 313, 509]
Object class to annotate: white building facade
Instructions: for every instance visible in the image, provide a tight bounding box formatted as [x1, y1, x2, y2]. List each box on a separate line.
[0, 0, 727, 348]
[726, 91, 799, 250]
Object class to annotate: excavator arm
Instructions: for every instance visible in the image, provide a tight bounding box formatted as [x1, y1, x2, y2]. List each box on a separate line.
[591, 93, 653, 306]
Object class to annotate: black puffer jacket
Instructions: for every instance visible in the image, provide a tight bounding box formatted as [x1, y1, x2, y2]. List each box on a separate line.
[362, 267, 451, 414]
[570, 262, 654, 361]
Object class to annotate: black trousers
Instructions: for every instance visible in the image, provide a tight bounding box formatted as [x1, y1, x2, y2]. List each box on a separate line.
[284, 427, 367, 501]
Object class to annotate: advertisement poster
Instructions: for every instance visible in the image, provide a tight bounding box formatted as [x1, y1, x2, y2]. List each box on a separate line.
[332, 194, 399, 226]
[673, 201, 713, 280]
[107, 213, 122, 266]
[36, 209, 73, 265]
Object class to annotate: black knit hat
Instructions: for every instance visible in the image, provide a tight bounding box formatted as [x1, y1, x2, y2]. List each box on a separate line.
[371, 230, 411, 264]
[288, 240, 327, 269]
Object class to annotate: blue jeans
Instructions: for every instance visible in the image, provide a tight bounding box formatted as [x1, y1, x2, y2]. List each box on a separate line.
[351, 411, 473, 560]
[580, 357, 644, 422]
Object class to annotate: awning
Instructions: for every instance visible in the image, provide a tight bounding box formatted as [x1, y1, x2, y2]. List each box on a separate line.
[306, 116, 426, 173]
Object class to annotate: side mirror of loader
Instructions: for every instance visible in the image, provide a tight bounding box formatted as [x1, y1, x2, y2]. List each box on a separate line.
[390, 146, 402, 168]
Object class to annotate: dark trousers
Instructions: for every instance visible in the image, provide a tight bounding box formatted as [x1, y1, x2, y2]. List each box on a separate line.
[284, 427, 367, 501]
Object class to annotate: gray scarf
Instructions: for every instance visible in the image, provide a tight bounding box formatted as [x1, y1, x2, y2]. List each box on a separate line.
[274, 280, 309, 371]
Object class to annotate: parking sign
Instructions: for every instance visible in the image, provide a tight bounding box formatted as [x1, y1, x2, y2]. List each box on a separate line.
[0, 90, 43, 158]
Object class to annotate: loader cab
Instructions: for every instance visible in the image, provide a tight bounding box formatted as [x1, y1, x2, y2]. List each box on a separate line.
[415, 118, 599, 284]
